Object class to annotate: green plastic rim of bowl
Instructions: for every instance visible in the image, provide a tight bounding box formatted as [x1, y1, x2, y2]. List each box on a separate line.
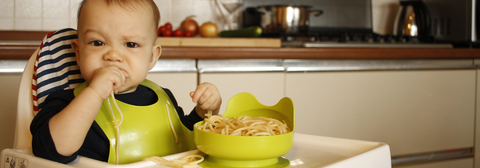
[222, 92, 295, 131]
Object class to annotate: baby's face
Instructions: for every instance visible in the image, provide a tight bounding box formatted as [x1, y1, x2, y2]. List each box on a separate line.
[73, 0, 159, 93]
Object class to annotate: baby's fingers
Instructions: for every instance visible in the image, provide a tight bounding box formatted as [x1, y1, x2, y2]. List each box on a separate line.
[190, 82, 212, 103]
[111, 69, 127, 94]
[198, 97, 221, 111]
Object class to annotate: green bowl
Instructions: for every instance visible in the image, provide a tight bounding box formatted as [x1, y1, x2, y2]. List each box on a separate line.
[194, 122, 293, 167]
[194, 92, 295, 167]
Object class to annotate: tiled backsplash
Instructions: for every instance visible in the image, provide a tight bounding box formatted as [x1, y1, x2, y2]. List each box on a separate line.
[0, 0, 399, 35]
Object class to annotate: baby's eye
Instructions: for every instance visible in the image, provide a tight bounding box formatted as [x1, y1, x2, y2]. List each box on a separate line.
[125, 42, 139, 48]
[89, 41, 104, 46]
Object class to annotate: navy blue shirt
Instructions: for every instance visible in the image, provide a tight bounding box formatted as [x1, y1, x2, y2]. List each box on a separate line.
[30, 85, 203, 164]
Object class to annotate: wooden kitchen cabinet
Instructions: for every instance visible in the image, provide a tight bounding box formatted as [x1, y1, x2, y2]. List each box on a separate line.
[146, 59, 198, 114]
[147, 72, 198, 115]
[197, 59, 285, 114]
[476, 68, 480, 168]
[285, 70, 476, 157]
[0, 73, 22, 152]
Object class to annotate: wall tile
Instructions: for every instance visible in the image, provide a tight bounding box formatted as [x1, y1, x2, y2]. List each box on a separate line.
[70, 0, 83, 30]
[0, 0, 15, 18]
[43, 18, 70, 31]
[69, 19, 78, 30]
[169, 0, 224, 30]
[0, 18, 14, 30]
[154, 0, 172, 26]
[15, 0, 42, 18]
[43, 0, 70, 19]
[70, 0, 83, 20]
[195, 0, 224, 27]
[15, 18, 42, 30]
[171, 0, 195, 27]
[6, 0, 395, 34]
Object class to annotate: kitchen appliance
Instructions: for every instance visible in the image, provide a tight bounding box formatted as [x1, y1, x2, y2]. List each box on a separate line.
[393, 0, 433, 43]
[245, 5, 323, 35]
[423, 0, 479, 47]
[242, 0, 453, 48]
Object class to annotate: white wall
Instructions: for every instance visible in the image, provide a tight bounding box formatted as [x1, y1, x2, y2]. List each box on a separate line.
[0, 0, 400, 34]
[0, 0, 225, 31]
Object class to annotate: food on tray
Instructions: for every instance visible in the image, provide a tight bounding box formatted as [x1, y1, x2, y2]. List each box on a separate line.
[143, 154, 204, 168]
[197, 114, 291, 136]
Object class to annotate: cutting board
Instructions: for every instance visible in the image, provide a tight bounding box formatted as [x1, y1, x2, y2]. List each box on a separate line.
[155, 37, 281, 48]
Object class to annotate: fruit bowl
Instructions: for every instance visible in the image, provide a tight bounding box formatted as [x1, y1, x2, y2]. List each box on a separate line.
[194, 92, 295, 168]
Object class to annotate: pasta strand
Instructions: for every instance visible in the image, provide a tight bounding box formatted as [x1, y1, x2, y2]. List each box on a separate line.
[197, 115, 291, 136]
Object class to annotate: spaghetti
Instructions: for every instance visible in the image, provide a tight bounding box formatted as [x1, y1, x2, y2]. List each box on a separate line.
[197, 114, 291, 136]
[143, 154, 204, 168]
[107, 91, 124, 164]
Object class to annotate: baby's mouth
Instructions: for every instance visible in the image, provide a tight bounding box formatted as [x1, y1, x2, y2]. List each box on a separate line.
[117, 68, 130, 79]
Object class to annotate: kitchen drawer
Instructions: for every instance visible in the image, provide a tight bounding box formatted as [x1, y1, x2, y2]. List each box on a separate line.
[147, 59, 197, 114]
[147, 72, 198, 114]
[197, 59, 285, 114]
[199, 72, 285, 114]
[285, 70, 476, 156]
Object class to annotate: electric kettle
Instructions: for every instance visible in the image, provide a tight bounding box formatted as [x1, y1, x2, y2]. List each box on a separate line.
[393, 0, 432, 42]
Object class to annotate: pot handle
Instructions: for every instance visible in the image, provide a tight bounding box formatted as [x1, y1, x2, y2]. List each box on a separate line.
[310, 9, 323, 17]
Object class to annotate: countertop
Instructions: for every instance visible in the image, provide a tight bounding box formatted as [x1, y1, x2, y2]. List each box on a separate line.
[2, 45, 480, 59]
[1, 30, 480, 60]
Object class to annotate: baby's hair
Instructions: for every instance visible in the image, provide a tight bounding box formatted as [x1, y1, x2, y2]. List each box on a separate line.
[76, 0, 161, 35]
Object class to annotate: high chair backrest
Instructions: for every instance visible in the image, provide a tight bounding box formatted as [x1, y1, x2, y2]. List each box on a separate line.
[14, 48, 38, 149]
[14, 28, 84, 149]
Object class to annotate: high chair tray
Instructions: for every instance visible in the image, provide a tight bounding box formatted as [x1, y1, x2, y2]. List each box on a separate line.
[1, 133, 391, 168]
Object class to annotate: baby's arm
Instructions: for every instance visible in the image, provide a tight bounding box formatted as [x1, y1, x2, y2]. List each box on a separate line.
[189, 82, 222, 118]
[48, 66, 126, 156]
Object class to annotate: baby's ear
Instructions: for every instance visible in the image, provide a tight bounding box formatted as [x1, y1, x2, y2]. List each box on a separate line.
[71, 39, 81, 64]
[148, 44, 162, 70]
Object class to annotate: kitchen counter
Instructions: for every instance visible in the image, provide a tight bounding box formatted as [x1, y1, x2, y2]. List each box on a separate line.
[2, 30, 480, 59]
[2, 45, 480, 59]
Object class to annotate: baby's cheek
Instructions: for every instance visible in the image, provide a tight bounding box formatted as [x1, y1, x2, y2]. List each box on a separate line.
[80, 69, 95, 83]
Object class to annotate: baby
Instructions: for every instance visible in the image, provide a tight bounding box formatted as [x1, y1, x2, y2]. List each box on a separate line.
[30, 0, 221, 164]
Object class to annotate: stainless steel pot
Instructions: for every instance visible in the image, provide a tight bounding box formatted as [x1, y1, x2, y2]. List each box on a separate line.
[254, 5, 323, 35]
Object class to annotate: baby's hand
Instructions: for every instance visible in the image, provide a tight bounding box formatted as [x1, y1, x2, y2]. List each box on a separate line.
[88, 66, 128, 100]
[190, 82, 222, 118]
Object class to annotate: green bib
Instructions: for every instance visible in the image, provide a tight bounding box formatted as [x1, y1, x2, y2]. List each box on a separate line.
[74, 79, 196, 164]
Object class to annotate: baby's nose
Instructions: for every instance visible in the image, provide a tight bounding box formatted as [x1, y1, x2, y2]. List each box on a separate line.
[103, 48, 123, 62]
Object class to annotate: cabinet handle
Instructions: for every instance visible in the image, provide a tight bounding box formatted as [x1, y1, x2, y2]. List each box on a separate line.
[391, 147, 473, 166]
[199, 67, 285, 73]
